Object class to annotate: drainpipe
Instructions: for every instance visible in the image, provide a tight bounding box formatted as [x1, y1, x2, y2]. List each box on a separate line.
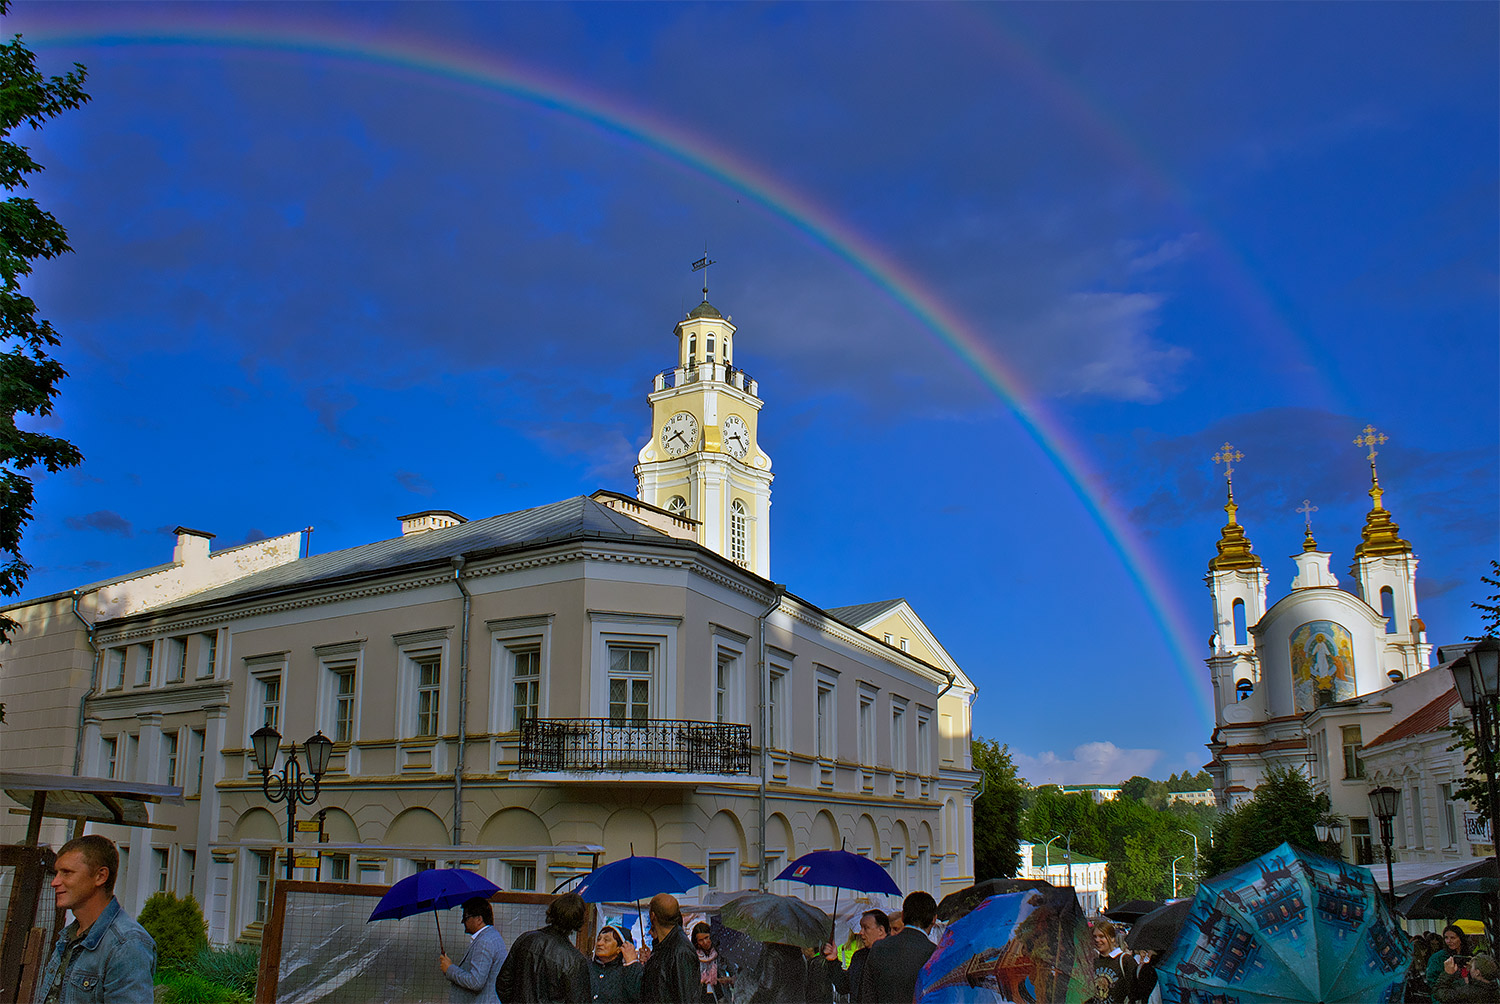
[757, 584, 784, 889]
[450, 556, 472, 847]
[71, 590, 100, 775]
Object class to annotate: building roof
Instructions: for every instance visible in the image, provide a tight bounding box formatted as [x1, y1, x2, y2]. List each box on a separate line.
[1364, 687, 1461, 750]
[127, 495, 680, 620]
[686, 299, 723, 320]
[825, 598, 906, 627]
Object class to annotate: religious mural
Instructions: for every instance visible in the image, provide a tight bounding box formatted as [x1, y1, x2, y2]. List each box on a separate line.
[1290, 620, 1355, 711]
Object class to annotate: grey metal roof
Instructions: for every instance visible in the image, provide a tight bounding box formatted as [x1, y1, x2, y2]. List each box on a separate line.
[685, 299, 723, 320]
[130, 496, 674, 620]
[825, 598, 906, 628]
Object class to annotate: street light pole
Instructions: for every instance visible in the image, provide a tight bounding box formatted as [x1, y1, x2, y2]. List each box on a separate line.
[1368, 785, 1401, 907]
[1448, 637, 1500, 937]
[1065, 832, 1074, 889]
[252, 726, 333, 880]
[1177, 829, 1199, 894]
[1171, 855, 1185, 899]
[1043, 834, 1062, 881]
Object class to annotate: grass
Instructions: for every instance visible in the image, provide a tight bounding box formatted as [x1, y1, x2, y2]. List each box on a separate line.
[153, 944, 259, 1004]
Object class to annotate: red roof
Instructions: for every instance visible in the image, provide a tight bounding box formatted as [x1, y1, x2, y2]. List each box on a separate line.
[1364, 688, 1461, 750]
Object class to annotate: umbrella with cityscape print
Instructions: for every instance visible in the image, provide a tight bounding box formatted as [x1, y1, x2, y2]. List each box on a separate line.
[1157, 842, 1410, 1004]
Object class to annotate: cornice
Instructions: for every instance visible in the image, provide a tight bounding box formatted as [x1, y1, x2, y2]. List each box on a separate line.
[87, 680, 231, 717]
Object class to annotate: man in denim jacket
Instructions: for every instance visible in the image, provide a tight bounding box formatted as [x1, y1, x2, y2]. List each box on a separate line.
[35, 835, 156, 1003]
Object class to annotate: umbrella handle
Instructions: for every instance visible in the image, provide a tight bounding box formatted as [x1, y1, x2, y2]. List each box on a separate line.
[435, 908, 445, 955]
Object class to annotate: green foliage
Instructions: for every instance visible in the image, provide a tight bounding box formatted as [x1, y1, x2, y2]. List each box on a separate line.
[139, 892, 207, 966]
[1201, 767, 1328, 876]
[154, 967, 252, 1004]
[1444, 563, 1500, 824]
[1473, 560, 1500, 640]
[0, 6, 88, 640]
[971, 737, 1025, 879]
[187, 944, 260, 999]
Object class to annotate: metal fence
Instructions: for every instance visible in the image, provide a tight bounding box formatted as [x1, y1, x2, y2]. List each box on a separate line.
[520, 718, 753, 774]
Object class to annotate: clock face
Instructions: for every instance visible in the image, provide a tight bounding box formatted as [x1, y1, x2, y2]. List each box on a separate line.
[660, 411, 699, 457]
[721, 415, 750, 459]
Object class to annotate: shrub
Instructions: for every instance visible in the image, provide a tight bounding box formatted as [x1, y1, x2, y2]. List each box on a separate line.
[190, 944, 260, 999]
[138, 892, 207, 966]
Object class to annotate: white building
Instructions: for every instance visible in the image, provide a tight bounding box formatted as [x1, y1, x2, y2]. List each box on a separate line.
[1016, 839, 1109, 915]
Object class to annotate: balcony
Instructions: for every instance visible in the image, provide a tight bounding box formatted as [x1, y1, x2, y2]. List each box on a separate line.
[520, 718, 753, 775]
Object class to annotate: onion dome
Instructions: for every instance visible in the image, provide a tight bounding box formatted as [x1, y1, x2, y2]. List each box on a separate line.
[1208, 442, 1260, 571]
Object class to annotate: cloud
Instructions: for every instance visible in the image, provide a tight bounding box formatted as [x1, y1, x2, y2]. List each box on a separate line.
[1013, 741, 1163, 786]
[1032, 292, 1190, 403]
[63, 510, 133, 537]
[306, 385, 359, 449]
[1124, 233, 1201, 273]
[395, 470, 435, 496]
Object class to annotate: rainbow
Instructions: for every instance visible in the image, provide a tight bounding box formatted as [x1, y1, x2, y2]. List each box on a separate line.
[23, 11, 1220, 727]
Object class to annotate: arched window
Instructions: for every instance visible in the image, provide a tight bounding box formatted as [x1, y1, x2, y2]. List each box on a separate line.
[687, 334, 697, 365]
[1236, 679, 1254, 702]
[706, 333, 716, 362]
[1380, 587, 1396, 633]
[1232, 599, 1247, 647]
[730, 500, 747, 565]
[1387, 670, 1405, 684]
[666, 495, 687, 517]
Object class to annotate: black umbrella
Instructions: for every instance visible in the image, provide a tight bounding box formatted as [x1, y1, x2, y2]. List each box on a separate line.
[934, 878, 1053, 922]
[1104, 899, 1165, 923]
[719, 891, 832, 950]
[1124, 898, 1192, 953]
[1398, 877, 1499, 921]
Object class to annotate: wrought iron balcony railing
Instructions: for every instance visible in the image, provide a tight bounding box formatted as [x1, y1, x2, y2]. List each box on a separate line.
[520, 718, 753, 774]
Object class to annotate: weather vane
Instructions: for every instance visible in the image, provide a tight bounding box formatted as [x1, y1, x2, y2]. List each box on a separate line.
[1354, 425, 1388, 464]
[691, 245, 716, 301]
[1212, 442, 1243, 485]
[1297, 499, 1318, 534]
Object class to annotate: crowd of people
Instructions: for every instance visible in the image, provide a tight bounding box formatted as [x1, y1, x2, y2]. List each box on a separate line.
[1406, 925, 1500, 1003]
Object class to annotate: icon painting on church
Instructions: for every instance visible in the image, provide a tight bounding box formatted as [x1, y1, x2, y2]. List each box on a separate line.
[1290, 620, 1355, 711]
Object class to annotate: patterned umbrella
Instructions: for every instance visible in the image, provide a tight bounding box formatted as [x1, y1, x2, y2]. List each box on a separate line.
[1158, 842, 1410, 1004]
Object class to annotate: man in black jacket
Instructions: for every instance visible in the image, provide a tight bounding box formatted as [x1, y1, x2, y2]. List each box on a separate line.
[641, 893, 701, 1003]
[860, 892, 937, 1004]
[495, 892, 591, 1003]
[825, 909, 889, 1002]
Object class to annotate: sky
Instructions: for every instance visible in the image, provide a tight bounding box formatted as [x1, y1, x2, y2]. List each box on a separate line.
[6, 2, 1497, 786]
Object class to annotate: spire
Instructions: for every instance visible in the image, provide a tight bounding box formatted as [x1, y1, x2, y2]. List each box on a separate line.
[1209, 442, 1261, 571]
[1352, 424, 1412, 557]
[1297, 499, 1319, 552]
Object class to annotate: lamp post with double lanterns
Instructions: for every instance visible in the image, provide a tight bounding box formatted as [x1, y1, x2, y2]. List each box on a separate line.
[251, 726, 333, 880]
[1368, 786, 1401, 906]
[1448, 636, 1500, 937]
[1314, 817, 1346, 860]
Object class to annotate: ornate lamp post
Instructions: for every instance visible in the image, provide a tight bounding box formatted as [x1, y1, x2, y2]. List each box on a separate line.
[1449, 636, 1500, 934]
[251, 726, 334, 880]
[1314, 817, 1346, 859]
[1368, 785, 1401, 905]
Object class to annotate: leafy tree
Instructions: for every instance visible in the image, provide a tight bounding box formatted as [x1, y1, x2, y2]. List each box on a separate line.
[1201, 767, 1328, 876]
[971, 738, 1025, 879]
[139, 891, 208, 966]
[0, 5, 88, 642]
[1119, 775, 1153, 801]
[1444, 562, 1500, 823]
[1473, 559, 1499, 640]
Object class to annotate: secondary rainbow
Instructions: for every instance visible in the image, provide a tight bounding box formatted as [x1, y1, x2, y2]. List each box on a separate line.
[28, 15, 1217, 726]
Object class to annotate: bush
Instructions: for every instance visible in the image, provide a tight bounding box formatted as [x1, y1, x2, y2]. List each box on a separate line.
[138, 892, 207, 967]
[190, 944, 260, 999]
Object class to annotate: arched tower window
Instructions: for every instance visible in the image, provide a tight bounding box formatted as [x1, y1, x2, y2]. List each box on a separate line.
[730, 499, 747, 565]
[1232, 599, 1247, 647]
[687, 333, 697, 365]
[706, 333, 716, 362]
[1380, 587, 1396, 633]
[666, 495, 687, 517]
[1236, 679, 1254, 702]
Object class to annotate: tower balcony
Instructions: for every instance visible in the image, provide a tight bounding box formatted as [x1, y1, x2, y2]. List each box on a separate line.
[654, 365, 757, 396]
[519, 718, 753, 775]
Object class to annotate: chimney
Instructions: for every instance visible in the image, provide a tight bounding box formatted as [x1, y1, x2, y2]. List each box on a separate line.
[172, 526, 215, 564]
[398, 510, 467, 536]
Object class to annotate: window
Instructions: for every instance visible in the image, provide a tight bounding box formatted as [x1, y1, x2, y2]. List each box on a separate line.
[1443, 783, 1458, 846]
[687, 333, 697, 363]
[767, 670, 786, 749]
[1409, 784, 1425, 848]
[199, 632, 217, 678]
[717, 652, 732, 723]
[179, 849, 196, 897]
[330, 665, 357, 742]
[608, 645, 652, 726]
[899, 638, 909, 652]
[163, 732, 179, 785]
[891, 704, 907, 771]
[1380, 587, 1396, 633]
[730, 500, 747, 565]
[253, 852, 273, 923]
[260, 675, 282, 731]
[1341, 725, 1365, 779]
[102, 736, 118, 779]
[1232, 599, 1248, 646]
[328, 854, 350, 882]
[107, 649, 126, 689]
[714, 642, 743, 724]
[916, 713, 932, 776]
[154, 848, 169, 892]
[1352, 818, 1374, 865]
[507, 861, 537, 892]
[858, 694, 875, 765]
[511, 646, 540, 729]
[123, 734, 138, 781]
[816, 683, 834, 758]
[666, 495, 687, 517]
[706, 333, 716, 362]
[168, 637, 188, 682]
[414, 655, 441, 737]
[883, 633, 892, 644]
[1236, 679, 1254, 702]
[136, 643, 154, 686]
[190, 729, 206, 796]
[707, 852, 737, 894]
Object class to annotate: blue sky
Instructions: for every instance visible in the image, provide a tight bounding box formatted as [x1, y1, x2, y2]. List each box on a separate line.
[8, 2, 1497, 785]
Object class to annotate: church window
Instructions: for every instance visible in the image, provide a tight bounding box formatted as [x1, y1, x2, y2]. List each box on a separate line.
[1235, 679, 1253, 702]
[1341, 725, 1365, 779]
[730, 500, 747, 565]
[1380, 587, 1396, 633]
[666, 495, 688, 517]
[1232, 599, 1247, 646]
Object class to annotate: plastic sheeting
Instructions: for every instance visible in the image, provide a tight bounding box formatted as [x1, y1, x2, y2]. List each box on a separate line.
[273, 887, 549, 1003]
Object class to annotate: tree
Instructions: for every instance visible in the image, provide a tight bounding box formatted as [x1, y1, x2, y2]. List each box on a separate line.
[0, 6, 88, 642]
[971, 738, 1026, 879]
[1201, 766, 1328, 876]
[1444, 561, 1500, 823]
[1473, 559, 1500, 640]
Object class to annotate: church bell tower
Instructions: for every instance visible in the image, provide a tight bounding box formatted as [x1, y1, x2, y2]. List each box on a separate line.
[635, 277, 774, 578]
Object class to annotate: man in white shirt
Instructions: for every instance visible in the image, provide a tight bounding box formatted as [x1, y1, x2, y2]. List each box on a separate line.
[440, 896, 508, 1004]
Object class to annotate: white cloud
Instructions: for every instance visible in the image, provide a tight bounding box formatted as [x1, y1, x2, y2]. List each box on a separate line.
[1013, 741, 1162, 786]
[1038, 292, 1191, 404]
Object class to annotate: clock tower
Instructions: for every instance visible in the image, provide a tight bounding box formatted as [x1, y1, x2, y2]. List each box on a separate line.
[635, 293, 774, 578]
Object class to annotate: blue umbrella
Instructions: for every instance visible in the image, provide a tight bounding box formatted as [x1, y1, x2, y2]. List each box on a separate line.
[573, 853, 707, 903]
[1158, 841, 1410, 1004]
[368, 866, 499, 954]
[775, 848, 901, 944]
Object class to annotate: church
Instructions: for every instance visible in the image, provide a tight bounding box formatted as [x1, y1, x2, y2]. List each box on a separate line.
[0, 288, 979, 945]
[1203, 432, 1475, 868]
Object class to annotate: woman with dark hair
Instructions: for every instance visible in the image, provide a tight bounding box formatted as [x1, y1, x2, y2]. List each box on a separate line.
[1428, 926, 1471, 988]
[589, 925, 642, 1003]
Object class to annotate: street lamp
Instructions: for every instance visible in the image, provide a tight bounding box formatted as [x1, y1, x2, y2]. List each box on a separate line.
[1449, 636, 1500, 934]
[1314, 817, 1346, 859]
[1043, 834, 1062, 879]
[1368, 785, 1401, 905]
[251, 726, 333, 880]
[1171, 855, 1185, 898]
[1177, 829, 1199, 894]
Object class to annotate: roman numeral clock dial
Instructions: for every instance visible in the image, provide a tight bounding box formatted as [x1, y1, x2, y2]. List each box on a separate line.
[661, 411, 699, 458]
